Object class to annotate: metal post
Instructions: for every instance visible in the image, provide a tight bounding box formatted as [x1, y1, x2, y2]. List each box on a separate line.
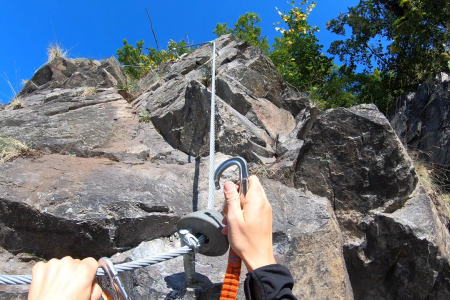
[179, 229, 196, 287]
[207, 41, 217, 210]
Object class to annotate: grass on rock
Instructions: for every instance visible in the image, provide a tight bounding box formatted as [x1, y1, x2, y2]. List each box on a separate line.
[80, 86, 97, 97]
[0, 135, 30, 163]
[47, 43, 67, 62]
[411, 151, 450, 222]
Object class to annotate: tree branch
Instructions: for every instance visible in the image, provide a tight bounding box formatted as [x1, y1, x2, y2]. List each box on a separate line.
[185, 32, 190, 46]
[364, 42, 416, 80]
[145, 7, 160, 52]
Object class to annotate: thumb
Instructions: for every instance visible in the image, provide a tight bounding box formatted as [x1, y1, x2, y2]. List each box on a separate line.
[223, 181, 243, 222]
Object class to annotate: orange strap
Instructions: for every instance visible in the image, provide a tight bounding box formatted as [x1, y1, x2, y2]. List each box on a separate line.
[100, 291, 112, 300]
[220, 203, 242, 300]
[220, 248, 242, 300]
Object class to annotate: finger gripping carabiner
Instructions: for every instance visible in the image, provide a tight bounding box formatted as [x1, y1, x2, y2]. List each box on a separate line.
[98, 257, 130, 300]
[213, 157, 250, 196]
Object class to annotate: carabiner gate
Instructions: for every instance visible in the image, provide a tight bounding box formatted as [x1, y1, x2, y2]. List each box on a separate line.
[214, 156, 250, 196]
[98, 257, 130, 300]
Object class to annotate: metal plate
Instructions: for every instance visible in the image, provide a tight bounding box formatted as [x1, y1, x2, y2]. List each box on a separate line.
[177, 209, 229, 256]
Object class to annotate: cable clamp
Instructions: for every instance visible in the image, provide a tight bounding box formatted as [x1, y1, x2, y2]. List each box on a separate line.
[179, 228, 200, 254]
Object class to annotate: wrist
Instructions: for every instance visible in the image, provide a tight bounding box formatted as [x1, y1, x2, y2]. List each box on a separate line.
[243, 255, 276, 272]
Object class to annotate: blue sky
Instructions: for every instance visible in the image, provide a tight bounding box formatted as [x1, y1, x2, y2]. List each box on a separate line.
[0, 0, 359, 104]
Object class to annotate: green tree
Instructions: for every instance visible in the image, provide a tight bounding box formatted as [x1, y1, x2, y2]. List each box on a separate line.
[212, 23, 233, 37]
[309, 65, 357, 108]
[269, 1, 334, 100]
[327, 0, 450, 113]
[116, 39, 151, 79]
[116, 39, 193, 79]
[213, 12, 270, 53]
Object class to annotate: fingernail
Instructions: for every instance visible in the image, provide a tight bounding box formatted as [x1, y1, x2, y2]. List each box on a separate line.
[224, 182, 237, 193]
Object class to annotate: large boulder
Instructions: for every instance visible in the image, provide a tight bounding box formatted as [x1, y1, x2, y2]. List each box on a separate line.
[344, 186, 450, 299]
[295, 104, 450, 299]
[295, 104, 417, 215]
[0, 155, 195, 259]
[390, 73, 450, 186]
[132, 34, 305, 163]
[19, 56, 126, 97]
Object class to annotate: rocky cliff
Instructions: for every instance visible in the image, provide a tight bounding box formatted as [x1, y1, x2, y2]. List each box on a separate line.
[390, 73, 450, 189]
[0, 34, 449, 299]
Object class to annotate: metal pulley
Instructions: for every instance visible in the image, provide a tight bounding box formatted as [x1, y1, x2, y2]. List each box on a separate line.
[176, 157, 249, 257]
[177, 209, 228, 256]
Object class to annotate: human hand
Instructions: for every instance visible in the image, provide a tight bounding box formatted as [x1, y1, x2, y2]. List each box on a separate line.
[28, 256, 102, 300]
[221, 175, 276, 272]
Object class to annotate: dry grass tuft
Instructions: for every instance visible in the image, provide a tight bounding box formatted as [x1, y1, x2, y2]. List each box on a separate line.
[80, 86, 97, 97]
[251, 162, 274, 178]
[0, 135, 29, 163]
[47, 43, 68, 62]
[411, 151, 450, 222]
[10, 97, 24, 110]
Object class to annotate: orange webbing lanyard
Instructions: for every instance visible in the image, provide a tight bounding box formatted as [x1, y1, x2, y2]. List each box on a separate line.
[220, 248, 242, 300]
[220, 202, 242, 300]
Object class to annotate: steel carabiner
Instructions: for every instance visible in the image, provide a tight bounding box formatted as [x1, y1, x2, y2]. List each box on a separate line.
[214, 156, 250, 196]
[214, 157, 250, 300]
[98, 257, 130, 300]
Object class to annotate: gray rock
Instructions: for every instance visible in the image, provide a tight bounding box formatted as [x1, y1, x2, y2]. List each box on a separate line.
[0, 155, 196, 259]
[96, 56, 127, 87]
[345, 187, 450, 299]
[100, 178, 352, 300]
[147, 79, 275, 162]
[390, 73, 450, 185]
[2, 34, 450, 299]
[0, 247, 36, 299]
[295, 104, 417, 214]
[133, 33, 309, 163]
[295, 103, 450, 299]
[262, 179, 354, 300]
[18, 56, 126, 98]
[1, 90, 128, 157]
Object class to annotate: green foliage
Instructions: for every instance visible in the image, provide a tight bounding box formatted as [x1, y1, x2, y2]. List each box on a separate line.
[167, 39, 192, 57]
[116, 39, 193, 79]
[118, 81, 140, 95]
[309, 66, 357, 108]
[269, 1, 333, 95]
[212, 23, 232, 37]
[312, 66, 390, 109]
[138, 110, 151, 123]
[213, 12, 270, 53]
[327, 0, 450, 113]
[116, 39, 152, 79]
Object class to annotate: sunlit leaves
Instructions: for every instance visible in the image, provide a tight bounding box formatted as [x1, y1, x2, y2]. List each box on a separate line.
[213, 13, 270, 53]
[116, 39, 192, 79]
[269, 1, 333, 96]
[116, 39, 152, 79]
[327, 0, 450, 113]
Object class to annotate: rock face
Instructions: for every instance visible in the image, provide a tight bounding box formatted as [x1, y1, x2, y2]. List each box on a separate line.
[295, 104, 450, 299]
[133, 35, 303, 163]
[19, 56, 126, 96]
[1, 35, 449, 299]
[390, 73, 450, 184]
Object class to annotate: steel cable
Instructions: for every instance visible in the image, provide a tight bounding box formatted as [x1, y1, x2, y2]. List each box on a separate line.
[0, 236, 205, 285]
[207, 41, 217, 210]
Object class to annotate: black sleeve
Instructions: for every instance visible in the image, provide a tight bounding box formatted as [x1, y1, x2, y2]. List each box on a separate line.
[244, 264, 297, 300]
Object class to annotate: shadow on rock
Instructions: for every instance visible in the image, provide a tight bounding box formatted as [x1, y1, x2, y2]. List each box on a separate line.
[164, 272, 221, 300]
